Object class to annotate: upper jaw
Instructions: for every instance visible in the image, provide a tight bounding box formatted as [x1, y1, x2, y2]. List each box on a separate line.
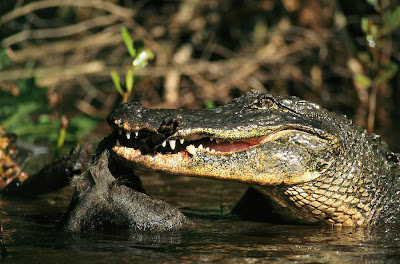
[106, 100, 338, 157]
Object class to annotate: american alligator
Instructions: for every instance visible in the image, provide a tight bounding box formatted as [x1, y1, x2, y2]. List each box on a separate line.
[65, 90, 400, 231]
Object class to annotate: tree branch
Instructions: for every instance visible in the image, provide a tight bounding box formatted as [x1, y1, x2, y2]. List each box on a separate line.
[1, 0, 134, 24]
[2, 14, 119, 47]
[7, 24, 123, 62]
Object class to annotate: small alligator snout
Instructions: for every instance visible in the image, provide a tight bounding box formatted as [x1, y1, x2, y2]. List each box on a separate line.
[158, 117, 182, 138]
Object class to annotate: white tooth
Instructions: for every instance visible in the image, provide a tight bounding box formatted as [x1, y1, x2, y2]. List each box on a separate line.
[186, 145, 196, 155]
[116, 139, 120, 146]
[162, 141, 167, 147]
[198, 144, 203, 150]
[126, 131, 131, 139]
[180, 138, 185, 144]
[169, 140, 176, 150]
[206, 147, 210, 151]
[135, 131, 139, 137]
[211, 149, 216, 152]
[215, 139, 221, 144]
[119, 129, 123, 135]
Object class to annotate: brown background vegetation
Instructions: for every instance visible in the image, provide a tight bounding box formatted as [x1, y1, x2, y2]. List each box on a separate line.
[1, 0, 399, 151]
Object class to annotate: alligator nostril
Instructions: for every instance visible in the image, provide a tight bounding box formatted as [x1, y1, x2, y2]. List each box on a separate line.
[173, 118, 182, 130]
[158, 117, 181, 137]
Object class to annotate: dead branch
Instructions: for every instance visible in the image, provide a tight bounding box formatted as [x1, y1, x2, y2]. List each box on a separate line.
[0, 39, 315, 88]
[211, 40, 310, 100]
[0, 56, 254, 83]
[1, 0, 134, 24]
[8, 24, 123, 62]
[2, 14, 119, 47]
[0, 61, 105, 83]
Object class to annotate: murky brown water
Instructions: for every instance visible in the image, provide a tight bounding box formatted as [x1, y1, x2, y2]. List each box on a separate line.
[1, 171, 400, 263]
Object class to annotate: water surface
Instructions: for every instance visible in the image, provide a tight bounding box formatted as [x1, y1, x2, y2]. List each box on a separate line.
[1, 172, 399, 263]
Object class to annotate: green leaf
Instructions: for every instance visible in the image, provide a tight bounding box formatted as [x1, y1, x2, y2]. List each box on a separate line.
[133, 49, 154, 68]
[110, 70, 124, 95]
[121, 26, 136, 58]
[0, 49, 11, 70]
[205, 102, 216, 108]
[57, 127, 66, 149]
[383, 7, 400, 35]
[376, 61, 398, 83]
[125, 68, 134, 94]
[361, 17, 369, 34]
[354, 74, 372, 90]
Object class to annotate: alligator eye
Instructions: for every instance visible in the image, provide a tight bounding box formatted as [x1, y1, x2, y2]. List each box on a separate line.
[261, 98, 274, 108]
[252, 97, 276, 109]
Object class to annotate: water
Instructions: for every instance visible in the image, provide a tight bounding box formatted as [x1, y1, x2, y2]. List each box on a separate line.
[1, 172, 400, 263]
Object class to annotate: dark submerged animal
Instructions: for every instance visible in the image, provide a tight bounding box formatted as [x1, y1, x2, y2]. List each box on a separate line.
[66, 90, 400, 230]
[64, 139, 193, 232]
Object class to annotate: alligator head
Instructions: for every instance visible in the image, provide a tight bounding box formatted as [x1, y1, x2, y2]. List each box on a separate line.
[107, 90, 400, 227]
[108, 90, 339, 185]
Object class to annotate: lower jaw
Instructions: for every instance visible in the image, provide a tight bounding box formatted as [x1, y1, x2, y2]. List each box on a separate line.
[112, 142, 248, 159]
[112, 146, 190, 162]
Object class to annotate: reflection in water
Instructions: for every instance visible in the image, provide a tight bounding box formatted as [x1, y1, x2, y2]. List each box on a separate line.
[1, 173, 400, 263]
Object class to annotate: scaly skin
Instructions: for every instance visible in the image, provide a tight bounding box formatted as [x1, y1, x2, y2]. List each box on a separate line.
[108, 90, 400, 227]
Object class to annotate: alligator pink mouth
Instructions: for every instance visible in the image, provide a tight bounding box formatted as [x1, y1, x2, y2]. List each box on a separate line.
[110, 127, 315, 160]
[112, 134, 269, 158]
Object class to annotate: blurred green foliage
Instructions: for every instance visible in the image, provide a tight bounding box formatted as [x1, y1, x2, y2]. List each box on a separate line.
[0, 78, 98, 149]
[356, 1, 399, 93]
[0, 40, 98, 149]
[0, 49, 11, 70]
[0, 79, 57, 138]
[383, 7, 400, 34]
